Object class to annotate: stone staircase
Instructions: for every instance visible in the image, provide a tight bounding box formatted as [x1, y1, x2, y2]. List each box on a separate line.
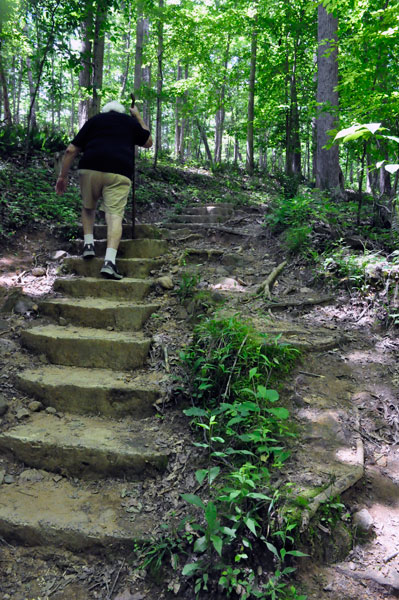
[0, 226, 172, 551]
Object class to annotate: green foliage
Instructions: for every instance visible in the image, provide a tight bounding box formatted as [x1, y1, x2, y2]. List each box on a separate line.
[180, 315, 299, 405]
[177, 271, 202, 303]
[175, 316, 305, 599]
[317, 243, 385, 290]
[0, 162, 80, 238]
[0, 125, 69, 156]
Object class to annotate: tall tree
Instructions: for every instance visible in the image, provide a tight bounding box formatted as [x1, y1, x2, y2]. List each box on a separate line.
[246, 11, 258, 175]
[315, 3, 340, 191]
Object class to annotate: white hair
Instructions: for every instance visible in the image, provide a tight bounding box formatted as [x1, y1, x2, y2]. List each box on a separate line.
[101, 101, 126, 114]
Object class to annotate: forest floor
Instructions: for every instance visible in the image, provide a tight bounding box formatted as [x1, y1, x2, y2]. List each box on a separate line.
[1, 163, 399, 599]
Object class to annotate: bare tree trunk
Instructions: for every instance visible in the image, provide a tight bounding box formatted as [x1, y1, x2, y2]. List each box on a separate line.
[196, 120, 213, 166]
[142, 17, 151, 125]
[175, 62, 183, 158]
[15, 58, 23, 124]
[0, 43, 12, 125]
[26, 56, 37, 128]
[91, 1, 106, 116]
[315, 4, 340, 191]
[134, 1, 145, 99]
[120, 3, 132, 97]
[153, 0, 164, 169]
[246, 19, 257, 175]
[78, 13, 93, 128]
[214, 40, 230, 164]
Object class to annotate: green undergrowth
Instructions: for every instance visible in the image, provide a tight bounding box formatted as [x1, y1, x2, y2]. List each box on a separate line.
[264, 187, 394, 257]
[137, 315, 307, 599]
[0, 161, 80, 240]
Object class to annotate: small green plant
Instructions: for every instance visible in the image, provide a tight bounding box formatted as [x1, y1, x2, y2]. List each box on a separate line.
[176, 271, 202, 303]
[177, 315, 306, 599]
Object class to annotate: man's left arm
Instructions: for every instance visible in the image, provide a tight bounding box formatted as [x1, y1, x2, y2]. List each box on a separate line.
[55, 144, 81, 195]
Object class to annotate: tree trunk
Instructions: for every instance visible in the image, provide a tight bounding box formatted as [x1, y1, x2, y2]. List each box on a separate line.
[26, 56, 38, 129]
[196, 120, 213, 166]
[78, 12, 93, 128]
[92, 1, 106, 116]
[0, 43, 12, 125]
[120, 3, 132, 97]
[315, 4, 340, 191]
[153, 0, 164, 169]
[246, 18, 257, 175]
[134, 1, 145, 99]
[214, 39, 230, 164]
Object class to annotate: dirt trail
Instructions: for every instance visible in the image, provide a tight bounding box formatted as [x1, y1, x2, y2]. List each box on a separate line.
[1, 204, 399, 599]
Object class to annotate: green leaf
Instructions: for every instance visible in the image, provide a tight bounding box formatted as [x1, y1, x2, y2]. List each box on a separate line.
[205, 501, 218, 528]
[183, 407, 207, 417]
[208, 466, 220, 485]
[181, 493, 205, 509]
[246, 492, 272, 500]
[266, 541, 279, 559]
[195, 469, 208, 485]
[265, 407, 290, 419]
[244, 517, 258, 535]
[182, 562, 201, 576]
[194, 535, 208, 553]
[286, 550, 309, 557]
[211, 535, 223, 556]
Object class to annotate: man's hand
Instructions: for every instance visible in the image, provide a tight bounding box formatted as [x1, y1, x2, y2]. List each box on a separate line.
[55, 176, 67, 195]
[129, 106, 141, 119]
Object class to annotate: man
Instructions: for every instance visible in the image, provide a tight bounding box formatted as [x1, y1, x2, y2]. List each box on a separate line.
[55, 101, 152, 280]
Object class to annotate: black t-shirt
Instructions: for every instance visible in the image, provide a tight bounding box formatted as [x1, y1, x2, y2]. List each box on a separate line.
[71, 111, 150, 179]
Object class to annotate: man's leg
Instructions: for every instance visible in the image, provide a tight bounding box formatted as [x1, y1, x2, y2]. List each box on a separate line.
[105, 211, 123, 253]
[100, 174, 130, 280]
[79, 170, 101, 260]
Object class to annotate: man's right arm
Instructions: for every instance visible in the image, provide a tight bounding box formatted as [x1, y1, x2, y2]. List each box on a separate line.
[55, 144, 81, 195]
[129, 106, 153, 148]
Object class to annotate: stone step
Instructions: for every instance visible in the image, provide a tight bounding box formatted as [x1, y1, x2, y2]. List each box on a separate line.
[186, 203, 234, 210]
[0, 478, 160, 550]
[21, 325, 151, 370]
[63, 257, 162, 278]
[166, 214, 229, 224]
[181, 206, 233, 216]
[72, 238, 169, 259]
[0, 413, 169, 479]
[16, 366, 161, 418]
[54, 277, 153, 300]
[40, 297, 159, 331]
[92, 223, 162, 239]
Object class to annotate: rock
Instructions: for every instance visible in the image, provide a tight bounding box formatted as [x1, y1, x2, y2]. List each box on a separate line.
[51, 250, 68, 261]
[19, 469, 44, 482]
[175, 306, 188, 319]
[212, 278, 246, 291]
[16, 408, 30, 420]
[0, 288, 24, 313]
[14, 298, 34, 314]
[157, 275, 174, 290]
[28, 400, 43, 412]
[45, 406, 57, 415]
[0, 396, 9, 416]
[353, 508, 374, 533]
[222, 253, 244, 267]
[0, 469, 5, 484]
[32, 267, 46, 277]
[4, 474, 15, 484]
[0, 338, 19, 356]
[58, 317, 68, 326]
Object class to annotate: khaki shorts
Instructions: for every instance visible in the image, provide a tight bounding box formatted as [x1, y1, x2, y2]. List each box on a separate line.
[79, 169, 131, 217]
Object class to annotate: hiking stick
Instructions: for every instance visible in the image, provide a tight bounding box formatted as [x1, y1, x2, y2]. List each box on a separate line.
[130, 92, 136, 239]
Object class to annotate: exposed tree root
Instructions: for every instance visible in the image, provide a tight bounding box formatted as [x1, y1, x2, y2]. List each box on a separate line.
[256, 260, 287, 299]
